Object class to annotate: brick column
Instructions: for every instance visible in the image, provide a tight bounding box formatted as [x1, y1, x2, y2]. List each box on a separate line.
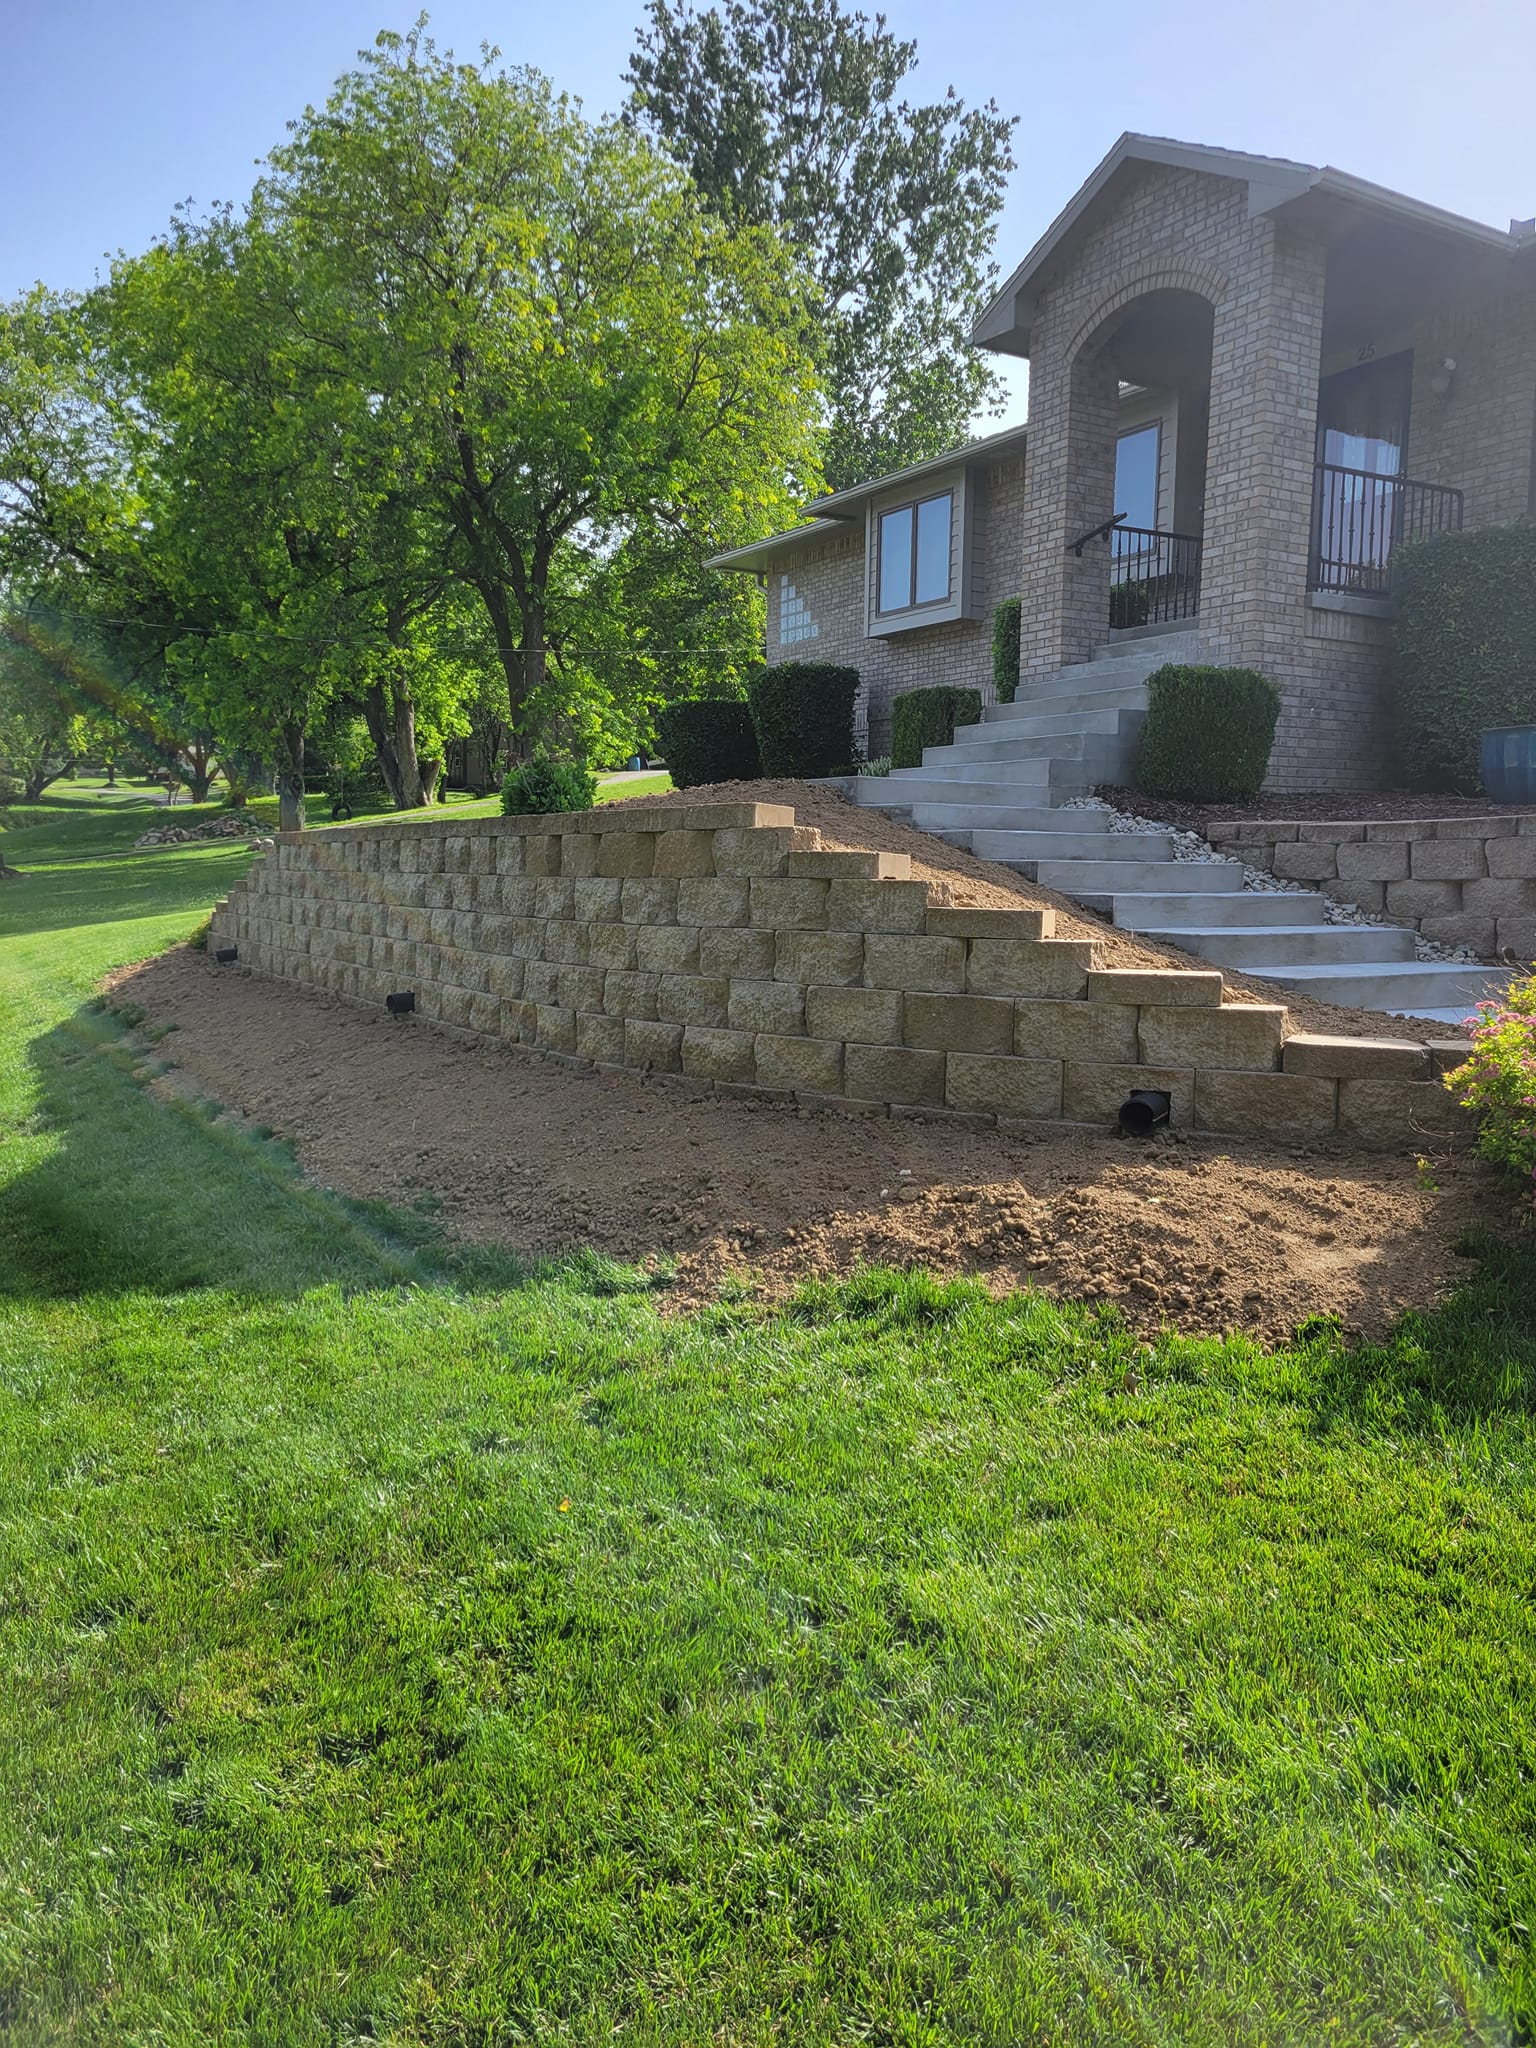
[1013, 336, 1120, 681]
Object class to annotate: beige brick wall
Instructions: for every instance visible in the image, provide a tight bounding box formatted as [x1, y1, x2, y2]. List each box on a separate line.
[207, 803, 1468, 1146]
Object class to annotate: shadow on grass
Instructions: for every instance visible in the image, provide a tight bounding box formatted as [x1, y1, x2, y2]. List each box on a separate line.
[0, 997, 658, 1306]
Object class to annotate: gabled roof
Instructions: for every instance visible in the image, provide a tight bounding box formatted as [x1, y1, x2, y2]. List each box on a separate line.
[973, 133, 1523, 356]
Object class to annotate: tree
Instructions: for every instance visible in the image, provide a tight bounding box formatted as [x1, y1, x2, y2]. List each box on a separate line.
[265, 27, 823, 754]
[627, 0, 1017, 489]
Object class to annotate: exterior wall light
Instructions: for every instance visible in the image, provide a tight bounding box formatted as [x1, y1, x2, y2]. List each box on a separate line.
[1429, 357, 1457, 397]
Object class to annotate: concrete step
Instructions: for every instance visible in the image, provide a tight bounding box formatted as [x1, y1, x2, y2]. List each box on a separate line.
[1093, 632, 1201, 664]
[972, 829, 1174, 865]
[851, 774, 1050, 806]
[1113, 890, 1327, 928]
[970, 706, 1147, 743]
[983, 684, 1148, 723]
[1254, 959, 1508, 1013]
[909, 802, 1108, 834]
[1029, 858, 1246, 894]
[936, 727, 1103, 763]
[1133, 924, 1419, 968]
[906, 754, 1060, 785]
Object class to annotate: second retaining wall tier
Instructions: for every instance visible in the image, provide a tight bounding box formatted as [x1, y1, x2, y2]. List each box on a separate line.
[208, 802, 1470, 1146]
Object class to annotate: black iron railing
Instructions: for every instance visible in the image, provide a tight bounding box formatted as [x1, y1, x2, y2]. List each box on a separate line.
[1108, 525, 1203, 627]
[1308, 463, 1463, 595]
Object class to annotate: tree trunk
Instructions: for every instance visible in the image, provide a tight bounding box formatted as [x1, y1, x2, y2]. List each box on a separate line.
[277, 723, 306, 832]
[183, 742, 218, 805]
[362, 680, 427, 810]
[474, 578, 542, 752]
[420, 755, 442, 805]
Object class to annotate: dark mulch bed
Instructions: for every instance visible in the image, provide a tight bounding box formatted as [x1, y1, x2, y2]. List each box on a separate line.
[1096, 786, 1536, 835]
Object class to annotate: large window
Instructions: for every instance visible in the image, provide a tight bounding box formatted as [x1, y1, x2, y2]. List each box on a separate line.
[1114, 423, 1161, 531]
[877, 492, 953, 613]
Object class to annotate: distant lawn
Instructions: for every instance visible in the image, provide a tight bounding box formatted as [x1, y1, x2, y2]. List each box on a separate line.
[0, 787, 1532, 2044]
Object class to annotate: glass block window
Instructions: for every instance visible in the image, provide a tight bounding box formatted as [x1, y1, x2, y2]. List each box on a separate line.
[778, 575, 819, 645]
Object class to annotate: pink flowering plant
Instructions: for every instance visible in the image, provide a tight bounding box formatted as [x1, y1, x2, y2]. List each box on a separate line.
[1444, 972, 1536, 1188]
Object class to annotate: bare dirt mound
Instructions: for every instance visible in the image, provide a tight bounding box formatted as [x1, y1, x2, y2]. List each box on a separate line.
[115, 947, 1503, 1345]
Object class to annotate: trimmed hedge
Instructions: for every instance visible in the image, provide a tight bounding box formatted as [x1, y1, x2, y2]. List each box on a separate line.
[746, 661, 860, 777]
[992, 597, 1021, 704]
[654, 699, 761, 788]
[890, 685, 982, 771]
[1394, 522, 1536, 786]
[500, 755, 598, 816]
[1134, 664, 1280, 802]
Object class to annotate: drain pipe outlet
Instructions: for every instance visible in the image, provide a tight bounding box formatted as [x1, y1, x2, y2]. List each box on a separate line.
[1119, 1089, 1171, 1136]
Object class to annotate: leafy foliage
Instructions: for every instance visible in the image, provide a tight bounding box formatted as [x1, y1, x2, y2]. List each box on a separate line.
[655, 699, 762, 787]
[890, 684, 981, 770]
[991, 596, 1020, 705]
[1135, 664, 1280, 803]
[747, 660, 859, 776]
[628, 0, 1016, 488]
[500, 756, 599, 817]
[1393, 522, 1536, 787]
[1444, 974, 1536, 1186]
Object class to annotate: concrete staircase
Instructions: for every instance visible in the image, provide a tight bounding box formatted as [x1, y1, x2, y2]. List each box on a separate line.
[852, 632, 1502, 1023]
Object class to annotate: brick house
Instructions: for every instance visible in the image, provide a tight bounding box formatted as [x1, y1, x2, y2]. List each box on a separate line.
[708, 135, 1536, 791]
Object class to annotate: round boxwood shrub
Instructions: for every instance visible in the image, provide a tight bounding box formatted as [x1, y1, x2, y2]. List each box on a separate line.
[1134, 664, 1279, 802]
[654, 699, 761, 788]
[992, 597, 1021, 705]
[890, 685, 982, 771]
[500, 755, 598, 816]
[1394, 521, 1536, 787]
[746, 661, 860, 777]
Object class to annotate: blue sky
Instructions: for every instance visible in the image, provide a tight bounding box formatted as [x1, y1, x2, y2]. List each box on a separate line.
[7, 0, 1532, 430]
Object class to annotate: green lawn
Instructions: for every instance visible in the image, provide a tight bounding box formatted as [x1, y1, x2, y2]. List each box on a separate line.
[1, 788, 1533, 2044]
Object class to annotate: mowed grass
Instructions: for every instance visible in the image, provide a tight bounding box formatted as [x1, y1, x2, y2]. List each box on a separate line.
[0, 791, 1533, 2045]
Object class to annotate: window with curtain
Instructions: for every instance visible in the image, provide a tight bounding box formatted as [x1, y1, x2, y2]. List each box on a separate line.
[876, 493, 953, 613]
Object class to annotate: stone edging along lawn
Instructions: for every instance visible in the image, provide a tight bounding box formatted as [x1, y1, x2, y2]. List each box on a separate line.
[209, 800, 1473, 1147]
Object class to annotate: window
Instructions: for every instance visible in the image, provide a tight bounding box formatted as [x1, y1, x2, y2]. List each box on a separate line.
[876, 492, 953, 613]
[1114, 423, 1161, 532]
[777, 574, 818, 646]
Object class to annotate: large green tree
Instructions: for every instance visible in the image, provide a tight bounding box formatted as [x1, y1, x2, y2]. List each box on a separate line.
[264, 27, 822, 754]
[627, 0, 1017, 489]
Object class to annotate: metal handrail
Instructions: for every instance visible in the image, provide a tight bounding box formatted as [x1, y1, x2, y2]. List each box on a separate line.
[1308, 462, 1464, 595]
[1067, 512, 1127, 556]
[1108, 525, 1203, 626]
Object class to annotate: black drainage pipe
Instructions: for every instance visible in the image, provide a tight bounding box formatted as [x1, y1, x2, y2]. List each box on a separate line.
[385, 991, 416, 1015]
[214, 946, 238, 964]
[1119, 1089, 1171, 1136]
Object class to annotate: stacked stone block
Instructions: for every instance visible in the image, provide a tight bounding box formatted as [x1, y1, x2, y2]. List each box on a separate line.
[1208, 814, 1536, 958]
[208, 803, 1469, 1145]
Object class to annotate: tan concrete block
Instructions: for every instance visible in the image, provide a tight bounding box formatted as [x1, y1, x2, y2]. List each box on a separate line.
[624, 1018, 684, 1071]
[1324, 880, 1387, 914]
[843, 1043, 946, 1106]
[604, 969, 660, 1021]
[1419, 914, 1496, 954]
[1088, 968, 1223, 1008]
[577, 1010, 627, 1063]
[1363, 820, 1428, 843]
[825, 879, 930, 933]
[754, 1034, 844, 1095]
[805, 984, 904, 1044]
[681, 1025, 756, 1083]
[1194, 1070, 1338, 1139]
[657, 974, 729, 1027]
[544, 919, 590, 966]
[699, 926, 776, 978]
[681, 802, 796, 832]
[449, 875, 475, 913]
[535, 1004, 578, 1053]
[711, 827, 795, 877]
[788, 849, 911, 880]
[559, 966, 607, 1014]
[491, 832, 524, 874]
[1486, 836, 1536, 879]
[587, 921, 639, 971]
[863, 933, 966, 992]
[487, 956, 527, 1002]
[596, 831, 656, 878]
[1383, 878, 1462, 920]
[1410, 838, 1486, 882]
[1014, 999, 1137, 1062]
[636, 924, 701, 975]
[1140, 1003, 1285, 1072]
[572, 877, 624, 923]
[728, 979, 805, 1034]
[1272, 842, 1341, 883]
[1336, 840, 1410, 883]
[1298, 821, 1366, 844]
[1063, 1062, 1194, 1125]
[559, 832, 600, 876]
[522, 834, 560, 876]
[677, 877, 751, 927]
[1435, 816, 1516, 839]
[749, 878, 831, 929]
[620, 878, 679, 926]
[1283, 1032, 1430, 1080]
[945, 1052, 1063, 1119]
[926, 905, 1054, 941]
[522, 959, 562, 1007]
[653, 829, 717, 878]
[533, 877, 577, 920]
[1335, 1077, 1471, 1140]
[500, 999, 536, 1042]
[776, 930, 865, 987]
[1463, 878, 1536, 916]
[904, 992, 1014, 1054]
[1425, 1038, 1473, 1075]
[1496, 916, 1536, 961]
[969, 939, 1094, 998]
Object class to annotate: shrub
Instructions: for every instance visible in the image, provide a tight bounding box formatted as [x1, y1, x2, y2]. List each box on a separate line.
[1443, 973, 1536, 1187]
[654, 699, 760, 788]
[1134, 664, 1280, 802]
[858, 756, 892, 777]
[499, 755, 598, 816]
[1394, 521, 1536, 787]
[991, 597, 1021, 705]
[1108, 580, 1149, 631]
[746, 661, 860, 777]
[890, 685, 983, 770]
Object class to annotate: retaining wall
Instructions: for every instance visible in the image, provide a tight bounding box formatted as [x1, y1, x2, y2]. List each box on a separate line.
[1207, 814, 1536, 959]
[208, 802, 1469, 1145]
